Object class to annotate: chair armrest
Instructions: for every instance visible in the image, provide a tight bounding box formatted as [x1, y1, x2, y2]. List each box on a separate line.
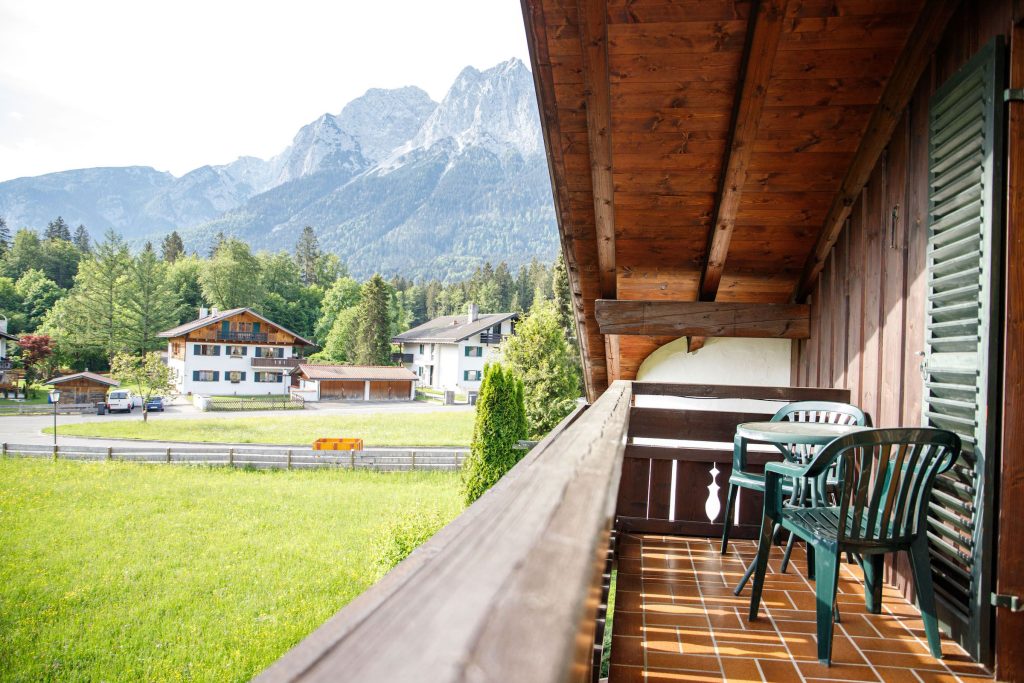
[764, 461, 810, 479]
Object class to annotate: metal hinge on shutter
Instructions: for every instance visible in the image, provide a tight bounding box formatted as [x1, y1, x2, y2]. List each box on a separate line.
[991, 593, 1024, 612]
[1005, 89, 1024, 102]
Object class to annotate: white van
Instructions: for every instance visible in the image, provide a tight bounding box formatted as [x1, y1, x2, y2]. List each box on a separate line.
[106, 390, 134, 413]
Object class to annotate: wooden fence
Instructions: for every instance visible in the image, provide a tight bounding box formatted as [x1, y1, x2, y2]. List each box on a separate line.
[0, 403, 95, 416]
[206, 394, 304, 411]
[0, 443, 466, 471]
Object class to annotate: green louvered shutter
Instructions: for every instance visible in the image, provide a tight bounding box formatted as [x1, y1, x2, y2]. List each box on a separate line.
[923, 37, 1005, 664]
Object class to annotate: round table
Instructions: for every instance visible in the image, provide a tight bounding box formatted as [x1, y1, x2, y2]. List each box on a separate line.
[731, 420, 869, 593]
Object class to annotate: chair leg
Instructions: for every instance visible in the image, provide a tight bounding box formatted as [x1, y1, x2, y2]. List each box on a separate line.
[735, 522, 779, 596]
[807, 543, 816, 580]
[909, 536, 944, 660]
[781, 532, 796, 573]
[814, 548, 841, 665]
[721, 483, 738, 554]
[863, 555, 885, 614]
[747, 514, 775, 621]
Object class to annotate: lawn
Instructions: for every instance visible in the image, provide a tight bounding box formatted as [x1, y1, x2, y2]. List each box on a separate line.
[45, 410, 475, 447]
[0, 458, 462, 682]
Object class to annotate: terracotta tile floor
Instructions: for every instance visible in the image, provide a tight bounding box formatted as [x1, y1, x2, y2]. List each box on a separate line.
[609, 534, 993, 683]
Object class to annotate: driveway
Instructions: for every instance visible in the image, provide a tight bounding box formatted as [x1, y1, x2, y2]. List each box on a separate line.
[0, 399, 473, 448]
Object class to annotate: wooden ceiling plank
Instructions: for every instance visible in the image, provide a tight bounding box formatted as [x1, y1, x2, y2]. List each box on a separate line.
[700, 0, 788, 302]
[595, 299, 810, 338]
[578, 0, 616, 299]
[793, 0, 958, 302]
[522, 0, 606, 399]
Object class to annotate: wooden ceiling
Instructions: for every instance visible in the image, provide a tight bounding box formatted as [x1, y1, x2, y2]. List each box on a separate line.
[522, 0, 954, 399]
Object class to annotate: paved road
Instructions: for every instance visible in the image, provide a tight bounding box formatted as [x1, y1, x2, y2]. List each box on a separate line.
[0, 399, 473, 448]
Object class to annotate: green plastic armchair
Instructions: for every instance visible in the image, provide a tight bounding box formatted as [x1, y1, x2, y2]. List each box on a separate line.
[747, 428, 961, 665]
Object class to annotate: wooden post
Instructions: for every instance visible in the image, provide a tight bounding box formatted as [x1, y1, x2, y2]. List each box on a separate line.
[52, 445, 58, 461]
[228, 448, 234, 467]
[411, 451, 416, 471]
[1, 443, 6, 458]
[165, 447, 171, 464]
[350, 450, 355, 470]
[106, 446, 113, 461]
[286, 449, 292, 469]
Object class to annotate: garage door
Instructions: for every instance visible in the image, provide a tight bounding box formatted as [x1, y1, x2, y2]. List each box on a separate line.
[320, 381, 365, 400]
[369, 381, 409, 400]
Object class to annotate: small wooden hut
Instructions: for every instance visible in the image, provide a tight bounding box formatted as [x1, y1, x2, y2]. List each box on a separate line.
[45, 372, 120, 404]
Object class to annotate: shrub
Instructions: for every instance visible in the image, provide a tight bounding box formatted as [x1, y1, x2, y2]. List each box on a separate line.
[460, 363, 528, 505]
[375, 507, 451, 573]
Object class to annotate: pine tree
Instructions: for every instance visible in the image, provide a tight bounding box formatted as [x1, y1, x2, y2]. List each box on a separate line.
[62, 230, 131, 359]
[501, 299, 582, 437]
[0, 217, 10, 258]
[208, 231, 226, 257]
[73, 224, 91, 253]
[161, 231, 185, 262]
[123, 243, 180, 353]
[552, 251, 575, 340]
[353, 274, 392, 366]
[295, 226, 321, 285]
[494, 262, 514, 311]
[461, 363, 528, 505]
[44, 216, 72, 242]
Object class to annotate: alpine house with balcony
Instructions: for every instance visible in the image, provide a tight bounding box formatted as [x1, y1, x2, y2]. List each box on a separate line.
[391, 303, 517, 392]
[158, 307, 314, 396]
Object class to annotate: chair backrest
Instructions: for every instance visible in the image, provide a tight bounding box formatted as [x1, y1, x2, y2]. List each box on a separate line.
[805, 428, 961, 546]
[771, 401, 870, 427]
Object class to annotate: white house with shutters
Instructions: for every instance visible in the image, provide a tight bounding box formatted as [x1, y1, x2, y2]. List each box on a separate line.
[159, 307, 315, 396]
[391, 304, 517, 392]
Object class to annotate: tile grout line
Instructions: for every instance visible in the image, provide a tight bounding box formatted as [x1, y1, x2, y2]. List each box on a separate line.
[879, 599, 965, 682]
[685, 539, 727, 680]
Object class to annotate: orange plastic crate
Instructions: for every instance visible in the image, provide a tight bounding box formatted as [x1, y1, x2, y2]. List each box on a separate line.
[312, 438, 364, 451]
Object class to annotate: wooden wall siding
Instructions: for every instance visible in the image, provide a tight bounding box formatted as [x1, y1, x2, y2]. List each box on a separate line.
[183, 311, 300, 346]
[319, 381, 364, 400]
[791, 0, 1018, 623]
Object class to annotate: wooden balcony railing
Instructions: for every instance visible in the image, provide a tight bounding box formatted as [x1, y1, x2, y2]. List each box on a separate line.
[255, 380, 632, 683]
[251, 357, 299, 369]
[218, 330, 269, 343]
[479, 332, 504, 345]
[391, 352, 414, 363]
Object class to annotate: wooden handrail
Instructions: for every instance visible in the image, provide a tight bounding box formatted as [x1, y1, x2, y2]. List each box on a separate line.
[254, 380, 633, 683]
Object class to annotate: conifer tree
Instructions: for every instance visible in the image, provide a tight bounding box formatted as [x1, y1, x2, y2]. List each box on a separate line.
[208, 231, 226, 257]
[0, 217, 11, 258]
[73, 224, 91, 253]
[552, 250, 575, 341]
[44, 216, 72, 241]
[461, 363, 528, 505]
[295, 226, 321, 285]
[353, 274, 392, 365]
[62, 230, 131, 359]
[161, 231, 185, 262]
[123, 243, 180, 353]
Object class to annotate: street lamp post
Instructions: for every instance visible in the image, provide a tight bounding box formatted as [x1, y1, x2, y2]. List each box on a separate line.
[49, 389, 61, 451]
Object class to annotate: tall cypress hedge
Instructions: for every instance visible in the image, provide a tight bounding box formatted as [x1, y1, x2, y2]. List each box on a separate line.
[461, 363, 528, 505]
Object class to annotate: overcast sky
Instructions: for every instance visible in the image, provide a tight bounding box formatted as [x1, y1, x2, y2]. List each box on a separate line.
[0, 1, 532, 183]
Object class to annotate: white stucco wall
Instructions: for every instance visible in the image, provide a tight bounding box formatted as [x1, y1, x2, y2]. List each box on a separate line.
[634, 337, 793, 414]
[169, 342, 295, 396]
[402, 319, 514, 391]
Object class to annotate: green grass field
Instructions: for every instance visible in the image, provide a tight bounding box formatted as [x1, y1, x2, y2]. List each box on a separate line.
[45, 410, 475, 447]
[0, 458, 462, 682]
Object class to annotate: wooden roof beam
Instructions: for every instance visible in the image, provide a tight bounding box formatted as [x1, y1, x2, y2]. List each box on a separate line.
[578, 0, 616, 299]
[595, 300, 810, 339]
[793, 0, 959, 302]
[699, 0, 788, 302]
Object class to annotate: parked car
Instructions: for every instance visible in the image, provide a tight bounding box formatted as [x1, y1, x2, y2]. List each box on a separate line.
[144, 396, 165, 412]
[106, 390, 134, 413]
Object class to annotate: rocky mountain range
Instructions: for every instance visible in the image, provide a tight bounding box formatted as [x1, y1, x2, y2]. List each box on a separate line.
[0, 58, 558, 280]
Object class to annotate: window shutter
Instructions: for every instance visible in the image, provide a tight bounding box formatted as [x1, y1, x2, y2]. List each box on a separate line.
[192, 370, 199, 381]
[253, 322, 261, 334]
[239, 372, 246, 381]
[212, 371, 219, 381]
[221, 321, 230, 336]
[194, 344, 200, 355]
[213, 345, 221, 356]
[923, 37, 1005, 662]
[276, 373, 283, 383]
[240, 346, 247, 356]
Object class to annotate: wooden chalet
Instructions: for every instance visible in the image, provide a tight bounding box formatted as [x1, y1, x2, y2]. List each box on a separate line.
[45, 372, 119, 404]
[257, 1, 1024, 681]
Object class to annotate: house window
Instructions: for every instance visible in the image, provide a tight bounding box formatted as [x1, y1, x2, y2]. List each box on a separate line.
[464, 346, 483, 357]
[194, 370, 219, 382]
[226, 345, 247, 356]
[194, 344, 220, 356]
[464, 370, 482, 381]
[255, 372, 282, 383]
[419, 344, 424, 355]
[228, 371, 246, 383]
[255, 347, 284, 358]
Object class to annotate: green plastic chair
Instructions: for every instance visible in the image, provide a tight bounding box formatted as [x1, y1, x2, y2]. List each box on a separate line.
[720, 401, 869, 562]
[747, 428, 961, 665]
